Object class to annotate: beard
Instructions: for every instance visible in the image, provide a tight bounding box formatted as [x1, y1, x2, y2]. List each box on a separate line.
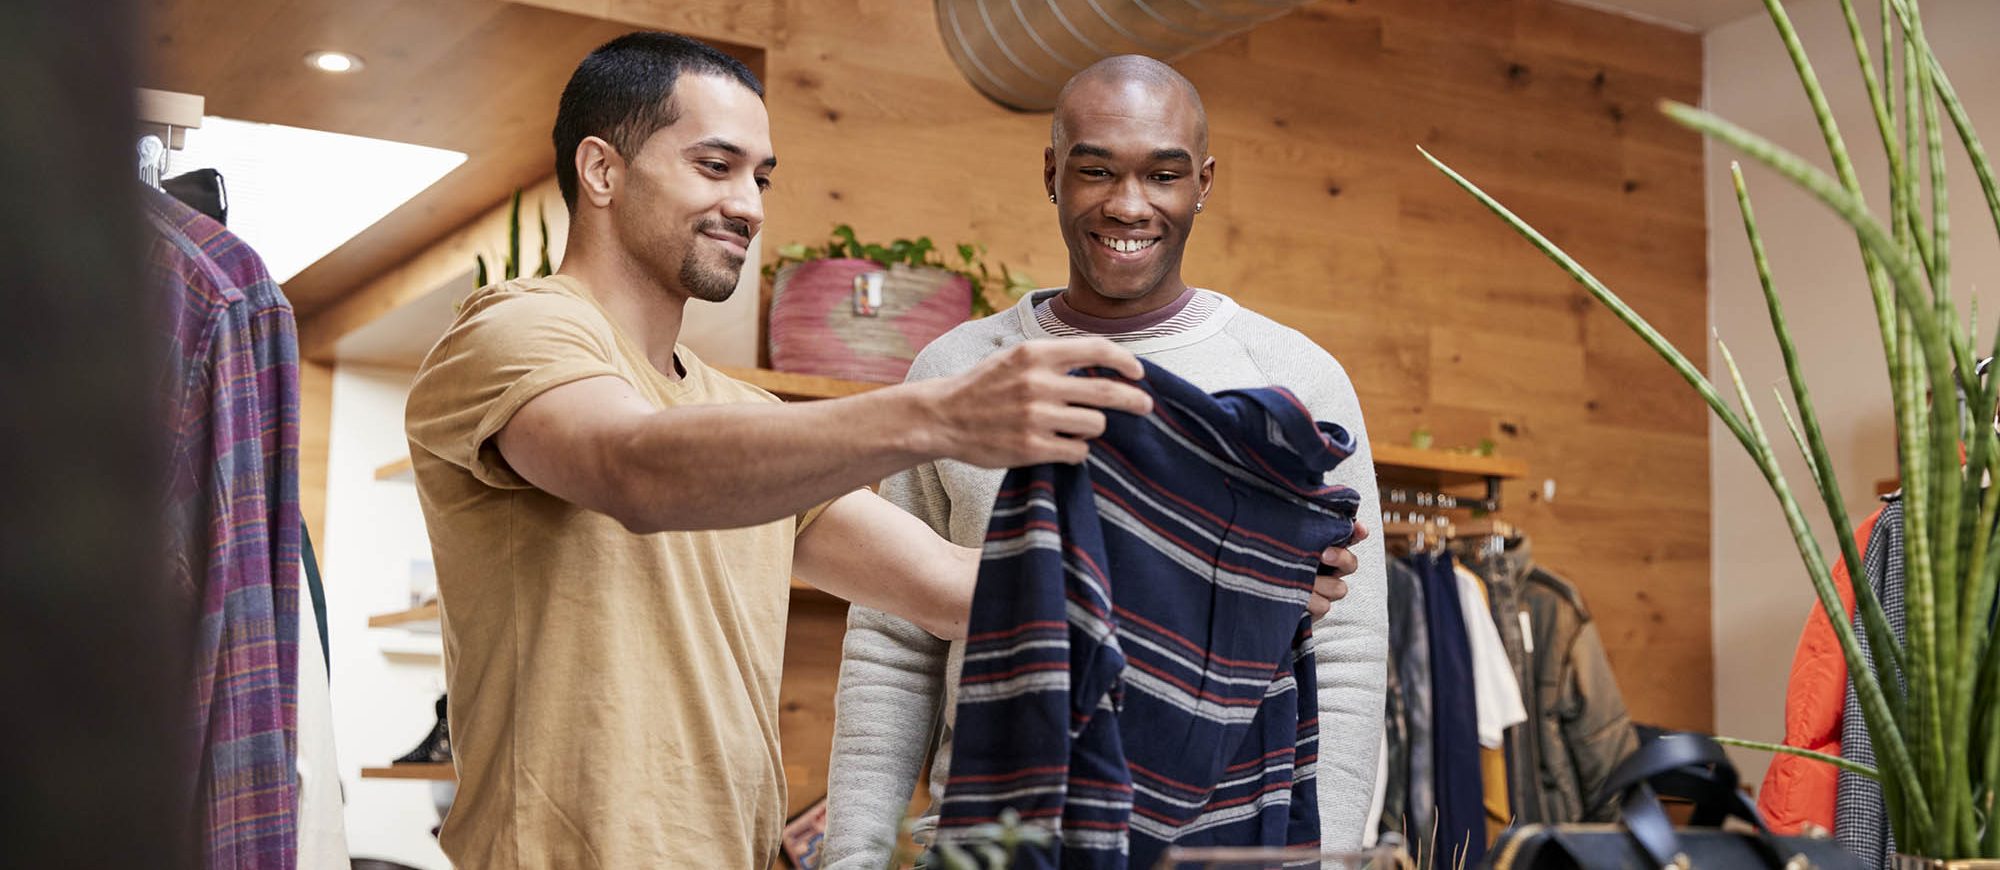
[680, 218, 750, 303]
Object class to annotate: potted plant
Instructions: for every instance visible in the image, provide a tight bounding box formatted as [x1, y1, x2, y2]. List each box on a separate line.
[762, 224, 1036, 384]
[474, 189, 553, 287]
[1426, 0, 1998, 863]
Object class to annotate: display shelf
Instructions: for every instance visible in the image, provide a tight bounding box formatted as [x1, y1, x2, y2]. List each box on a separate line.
[716, 366, 884, 401]
[361, 763, 455, 781]
[375, 634, 443, 657]
[790, 577, 839, 601]
[374, 456, 414, 481]
[1372, 444, 1528, 486]
[369, 602, 439, 628]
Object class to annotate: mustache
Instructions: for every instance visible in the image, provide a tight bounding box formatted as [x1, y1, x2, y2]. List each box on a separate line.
[697, 218, 751, 243]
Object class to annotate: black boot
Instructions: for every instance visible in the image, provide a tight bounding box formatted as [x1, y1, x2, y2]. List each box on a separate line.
[395, 694, 451, 764]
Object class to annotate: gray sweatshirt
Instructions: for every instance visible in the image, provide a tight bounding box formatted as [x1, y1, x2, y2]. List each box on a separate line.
[820, 289, 1388, 867]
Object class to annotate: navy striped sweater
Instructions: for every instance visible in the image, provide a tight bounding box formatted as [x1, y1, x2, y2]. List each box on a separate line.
[936, 360, 1361, 869]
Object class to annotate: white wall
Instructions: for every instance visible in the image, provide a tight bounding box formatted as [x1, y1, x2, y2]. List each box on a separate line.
[1705, 0, 2000, 785]
[324, 364, 450, 869]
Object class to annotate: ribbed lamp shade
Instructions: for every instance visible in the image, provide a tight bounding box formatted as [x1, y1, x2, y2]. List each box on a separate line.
[935, 0, 1312, 111]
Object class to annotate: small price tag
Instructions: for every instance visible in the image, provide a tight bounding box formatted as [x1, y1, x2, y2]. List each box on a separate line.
[851, 271, 884, 316]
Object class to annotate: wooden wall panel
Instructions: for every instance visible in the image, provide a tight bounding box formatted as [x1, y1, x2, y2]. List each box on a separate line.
[764, 0, 1714, 808]
[300, 359, 333, 555]
[286, 0, 1712, 821]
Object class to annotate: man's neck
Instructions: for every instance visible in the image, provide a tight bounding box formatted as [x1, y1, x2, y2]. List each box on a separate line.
[558, 238, 688, 380]
[1060, 275, 1190, 321]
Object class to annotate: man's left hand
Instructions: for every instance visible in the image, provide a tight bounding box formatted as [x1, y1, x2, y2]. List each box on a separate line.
[1308, 521, 1368, 620]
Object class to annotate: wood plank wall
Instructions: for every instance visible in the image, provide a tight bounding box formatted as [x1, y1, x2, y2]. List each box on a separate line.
[762, 0, 1710, 816]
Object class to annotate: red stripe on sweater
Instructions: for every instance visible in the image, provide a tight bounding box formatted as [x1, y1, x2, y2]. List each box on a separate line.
[1112, 605, 1279, 672]
[1093, 439, 1320, 559]
[1091, 486, 1313, 593]
[966, 620, 1068, 644]
[1225, 746, 1297, 774]
[946, 765, 1068, 785]
[960, 660, 1070, 685]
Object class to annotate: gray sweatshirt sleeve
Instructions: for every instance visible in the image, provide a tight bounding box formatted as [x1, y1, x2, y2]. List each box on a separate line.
[820, 453, 957, 868]
[1243, 330, 1389, 851]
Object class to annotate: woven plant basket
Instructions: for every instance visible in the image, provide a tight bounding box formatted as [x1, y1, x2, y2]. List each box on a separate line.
[767, 259, 971, 384]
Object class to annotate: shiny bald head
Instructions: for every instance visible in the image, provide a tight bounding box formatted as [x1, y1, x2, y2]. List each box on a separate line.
[1051, 55, 1208, 154]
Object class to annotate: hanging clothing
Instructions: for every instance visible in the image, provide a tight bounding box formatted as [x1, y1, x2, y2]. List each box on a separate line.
[937, 360, 1360, 869]
[1463, 537, 1638, 826]
[1460, 567, 1527, 845]
[294, 565, 348, 868]
[1758, 504, 1886, 835]
[1411, 551, 1486, 867]
[146, 188, 302, 869]
[1838, 496, 1906, 868]
[1460, 539, 1539, 826]
[1457, 566, 1529, 749]
[1378, 557, 1434, 850]
[1520, 565, 1638, 823]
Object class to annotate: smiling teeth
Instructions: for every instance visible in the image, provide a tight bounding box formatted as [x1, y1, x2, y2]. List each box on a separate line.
[1098, 236, 1157, 254]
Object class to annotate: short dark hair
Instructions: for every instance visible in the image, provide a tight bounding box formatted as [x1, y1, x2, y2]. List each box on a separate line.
[551, 31, 764, 211]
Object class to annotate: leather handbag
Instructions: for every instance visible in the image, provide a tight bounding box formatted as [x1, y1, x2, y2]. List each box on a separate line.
[1488, 733, 1862, 870]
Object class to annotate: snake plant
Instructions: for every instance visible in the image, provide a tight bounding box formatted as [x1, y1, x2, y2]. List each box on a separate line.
[1425, 0, 2000, 857]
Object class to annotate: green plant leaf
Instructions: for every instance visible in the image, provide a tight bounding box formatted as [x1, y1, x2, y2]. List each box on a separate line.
[536, 199, 553, 278]
[1733, 162, 1904, 690]
[506, 188, 522, 281]
[1420, 142, 1937, 839]
[1715, 736, 1881, 780]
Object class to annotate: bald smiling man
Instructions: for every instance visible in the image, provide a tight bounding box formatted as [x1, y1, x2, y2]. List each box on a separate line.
[821, 56, 1388, 865]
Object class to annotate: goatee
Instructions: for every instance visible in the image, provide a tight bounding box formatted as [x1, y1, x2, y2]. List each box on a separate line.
[684, 218, 750, 302]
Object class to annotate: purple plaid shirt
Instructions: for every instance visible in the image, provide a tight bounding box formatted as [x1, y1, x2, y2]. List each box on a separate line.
[146, 189, 301, 869]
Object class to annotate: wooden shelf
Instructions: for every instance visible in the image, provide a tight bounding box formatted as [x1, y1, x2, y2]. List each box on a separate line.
[1372, 444, 1528, 488]
[368, 602, 439, 628]
[716, 366, 885, 401]
[790, 578, 839, 602]
[374, 456, 414, 481]
[361, 763, 455, 781]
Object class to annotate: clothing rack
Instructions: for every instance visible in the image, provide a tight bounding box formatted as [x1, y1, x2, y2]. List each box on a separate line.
[1370, 444, 1526, 517]
[1373, 446, 1526, 555]
[1380, 484, 1491, 520]
[136, 88, 203, 189]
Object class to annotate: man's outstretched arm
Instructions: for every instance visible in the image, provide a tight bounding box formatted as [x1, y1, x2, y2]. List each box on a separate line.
[492, 337, 1153, 534]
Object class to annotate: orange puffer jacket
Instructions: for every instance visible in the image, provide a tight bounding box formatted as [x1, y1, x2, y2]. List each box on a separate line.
[1756, 505, 1885, 835]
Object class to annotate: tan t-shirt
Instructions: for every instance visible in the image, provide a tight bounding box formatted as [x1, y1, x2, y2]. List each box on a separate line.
[406, 274, 812, 868]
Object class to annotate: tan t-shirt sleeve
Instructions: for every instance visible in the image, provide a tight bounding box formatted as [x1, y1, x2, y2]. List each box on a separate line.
[407, 287, 625, 490]
[797, 498, 835, 535]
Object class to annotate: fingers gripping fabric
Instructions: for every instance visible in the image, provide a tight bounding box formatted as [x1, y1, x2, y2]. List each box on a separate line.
[938, 360, 1360, 869]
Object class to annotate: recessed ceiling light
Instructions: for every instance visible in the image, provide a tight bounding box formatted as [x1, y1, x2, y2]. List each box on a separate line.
[305, 50, 363, 74]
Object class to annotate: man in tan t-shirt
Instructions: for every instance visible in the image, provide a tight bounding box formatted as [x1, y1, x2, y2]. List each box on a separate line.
[406, 32, 1360, 868]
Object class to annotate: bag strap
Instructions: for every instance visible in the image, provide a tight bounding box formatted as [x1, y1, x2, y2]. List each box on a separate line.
[1590, 734, 1792, 870]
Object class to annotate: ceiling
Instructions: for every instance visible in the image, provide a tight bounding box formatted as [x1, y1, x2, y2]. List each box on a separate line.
[1565, 0, 1773, 31]
[140, 0, 758, 319]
